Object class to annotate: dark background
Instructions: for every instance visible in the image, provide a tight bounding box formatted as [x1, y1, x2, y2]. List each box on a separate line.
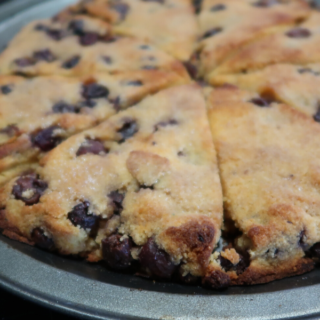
[0, 289, 76, 320]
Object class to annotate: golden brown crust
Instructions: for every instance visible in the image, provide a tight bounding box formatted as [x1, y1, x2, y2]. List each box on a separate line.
[0, 85, 223, 278]
[164, 219, 216, 273]
[0, 15, 189, 78]
[1, 0, 320, 289]
[205, 86, 320, 287]
[210, 11, 320, 77]
[198, 0, 310, 78]
[0, 71, 188, 178]
[210, 63, 320, 118]
[0, 135, 32, 160]
[0, 210, 33, 245]
[231, 257, 314, 286]
[202, 269, 231, 289]
[79, 0, 198, 60]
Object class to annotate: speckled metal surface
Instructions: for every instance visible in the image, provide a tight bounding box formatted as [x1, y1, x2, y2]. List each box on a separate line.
[1, 1, 320, 319]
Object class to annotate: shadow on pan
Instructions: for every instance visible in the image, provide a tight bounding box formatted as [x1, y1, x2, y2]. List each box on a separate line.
[1, 234, 320, 296]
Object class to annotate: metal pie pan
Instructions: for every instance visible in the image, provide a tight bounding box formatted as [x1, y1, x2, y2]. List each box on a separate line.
[0, 1, 320, 319]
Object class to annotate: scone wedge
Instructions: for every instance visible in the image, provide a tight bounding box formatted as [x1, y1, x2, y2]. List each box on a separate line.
[209, 11, 320, 81]
[206, 85, 320, 286]
[0, 14, 188, 79]
[211, 63, 320, 119]
[0, 84, 224, 286]
[65, 0, 199, 61]
[197, 0, 310, 81]
[0, 71, 188, 185]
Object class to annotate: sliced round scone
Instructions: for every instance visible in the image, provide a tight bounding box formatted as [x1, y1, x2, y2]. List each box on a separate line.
[211, 63, 320, 120]
[197, 0, 310, 80]
[0, 14, 188, 79]
[0, 84, 223, 285]
[63, 0, 199, 61]
[205, 85, 320, 286]
[0, 71, 189, 182]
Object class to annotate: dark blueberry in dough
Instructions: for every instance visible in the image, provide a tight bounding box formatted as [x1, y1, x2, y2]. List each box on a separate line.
[219, 255, 234, 271]
[310, 242, 320, 259]
[234, 252, 250, 274]
[33, 49, 56, 62]
[299, 230, 308, 250]
[12, 172, 48, 206]
[125, 80, 143, 86]
[310, 0, 320, 10]
[0, 85, 12, 95]
[52, 101, 79, 114]
[80, 99, 97, 108]
[253, 0, 278, 7]
[313, 106, 320, 122]
[155, 119, 178, 131]
[31, 125, 63, 152]
[203, 27, 223, 39]
[219, 251, 250, 274]
[139, 44, 150, 50]
[68, 20, 85, 36]
[100, 35, 118, 43]
[82, 83, 109, 99]
[286, 28, 311, 39]
[31, 227, 54, 250]
[68, 201, 99, 232]
[103, 56, 113, 64]
[79, 32, 100, 46]
[299, 68, 320, 76]
[76, 139, 108, 156]
[202, 270, 231, 289]
[178, 267, 199, 285]
[14, 57, 35, 67]
[141, 65, 157, 70]
[109, 96, 121, 111]
[62, 55, 81, 69]
[46, 29, 67, 41]
[0, 124, 19, 137]
[192, 0, 202, 13]
[298, 68, 313, 74]
[102, 234, 133, 270]
[210, 4, 226, 11]
[250, 97, 270, 107]
[139, 238, 176, 278]
[111, 2, 130, 20]
[108, 190, 125, 215]
[117, 119, 138, 143]
[147, 56, 155, 61]
[183, 61, 198, 79]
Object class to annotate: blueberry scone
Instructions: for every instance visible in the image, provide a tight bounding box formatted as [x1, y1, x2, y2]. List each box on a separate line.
[196, 0, 310, 81]
[208, 11, 320, 80]
[0, 15, 188, 78]
[206, 85, 320, 286]
[211, 63, 320, 119]
[0, 71, 188, 181]
[0, 84, 224, 285]
[2, 0, 320, 290]
[65, 0, 198, 61]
